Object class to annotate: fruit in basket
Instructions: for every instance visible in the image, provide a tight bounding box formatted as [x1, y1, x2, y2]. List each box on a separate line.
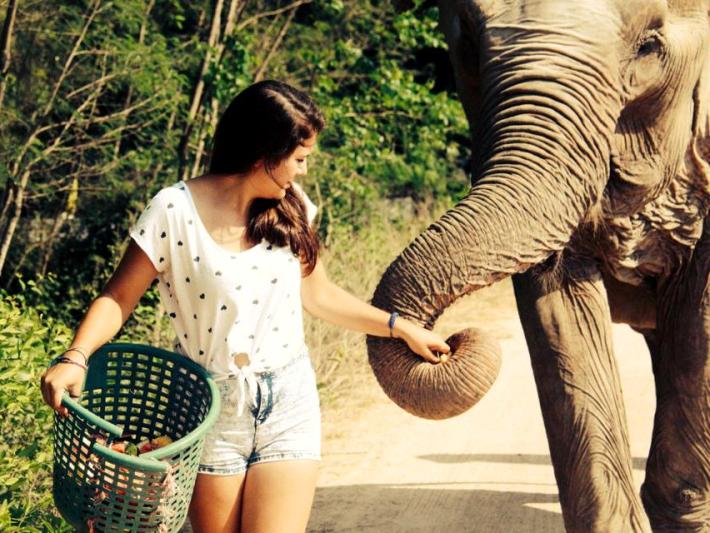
[151, 435, 173, 449]
[90, 433, 172, 456]
[138, 434, 173, 453]
[125, 442, 139, 456]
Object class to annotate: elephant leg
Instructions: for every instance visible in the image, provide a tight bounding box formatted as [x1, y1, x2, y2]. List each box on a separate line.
[513, 262, 651, 533]
[640, 221, 710, 531]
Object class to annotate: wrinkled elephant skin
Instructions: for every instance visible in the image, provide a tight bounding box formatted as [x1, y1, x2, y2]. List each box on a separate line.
[367, 1, 710, 531]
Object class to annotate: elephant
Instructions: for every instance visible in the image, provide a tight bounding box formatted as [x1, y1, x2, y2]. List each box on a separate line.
[366, 1, 710, 531]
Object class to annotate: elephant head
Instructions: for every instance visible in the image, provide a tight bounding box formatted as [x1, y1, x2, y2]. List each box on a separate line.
[367, 0, 710, 419]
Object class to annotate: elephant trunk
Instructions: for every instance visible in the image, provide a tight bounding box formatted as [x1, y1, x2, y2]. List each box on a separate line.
[367, 51, 619, 419]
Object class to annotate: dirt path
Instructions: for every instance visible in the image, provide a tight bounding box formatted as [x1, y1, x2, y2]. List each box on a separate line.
[307, 280, 656, 533]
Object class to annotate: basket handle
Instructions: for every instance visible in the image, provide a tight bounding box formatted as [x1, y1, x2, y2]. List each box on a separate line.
[60, 393, 169, 473]
[89, 441, 170, 473]
[61, 392, 124, 438]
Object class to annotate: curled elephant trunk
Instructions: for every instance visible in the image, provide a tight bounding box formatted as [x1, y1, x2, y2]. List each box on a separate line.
[368, 323, 502, 420]
[367, 54, 618, 419]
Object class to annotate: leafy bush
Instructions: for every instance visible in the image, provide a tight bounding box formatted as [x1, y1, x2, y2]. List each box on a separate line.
[0, 291, 73, 532]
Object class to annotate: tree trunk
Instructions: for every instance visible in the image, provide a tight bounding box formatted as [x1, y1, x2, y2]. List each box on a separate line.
[0, 180, 16, 245]
[0, 167, 30, 277]
[0, 0, 18, 115]
[178, 0, 257, 182]
[39, 175, 79, 277]
[190, 99, 220, 179]
[178, 0, 225, 182]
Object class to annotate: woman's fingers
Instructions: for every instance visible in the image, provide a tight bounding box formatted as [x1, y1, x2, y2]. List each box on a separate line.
[433, 339, 450, 353]
[40, 374, 48, 406]
[51, 386, 67, 416]
[40, 367, 82, 417]
[401, 325, 452, 364]
[419, 347, 441, 364]
[67, 381, 83, 399]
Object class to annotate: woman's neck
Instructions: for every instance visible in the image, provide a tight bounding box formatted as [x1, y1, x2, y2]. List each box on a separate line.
[192, 173, 260, 224]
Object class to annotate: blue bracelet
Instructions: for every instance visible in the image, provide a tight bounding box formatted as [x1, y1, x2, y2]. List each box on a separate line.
[388, 312, 399, 338]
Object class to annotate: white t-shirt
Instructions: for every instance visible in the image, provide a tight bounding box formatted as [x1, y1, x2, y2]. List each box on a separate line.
[129, 181, 318, 376]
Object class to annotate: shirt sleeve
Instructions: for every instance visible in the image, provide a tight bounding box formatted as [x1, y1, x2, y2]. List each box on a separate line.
[129, 189, 172, 273]
[293, 182, 318, 225]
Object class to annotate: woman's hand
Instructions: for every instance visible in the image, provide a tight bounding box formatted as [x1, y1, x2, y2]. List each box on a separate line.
[40, 352, 86, 418]
[394, 318, 451, 364]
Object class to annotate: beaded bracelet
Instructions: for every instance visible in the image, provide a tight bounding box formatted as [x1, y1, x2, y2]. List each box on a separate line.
[51, 356, 88, 372]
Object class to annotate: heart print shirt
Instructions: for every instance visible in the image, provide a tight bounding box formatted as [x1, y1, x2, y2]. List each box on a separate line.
[129, 181, 318, 376]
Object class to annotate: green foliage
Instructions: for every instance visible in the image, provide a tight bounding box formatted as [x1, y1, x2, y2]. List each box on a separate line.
[0, 283, 172, 531]
[273, 0, 469, 229]
[0, 293, 73, 532]
[2, 0, 471, 318]
[210, 34, 257, 103]
[0, 2, 473, 527]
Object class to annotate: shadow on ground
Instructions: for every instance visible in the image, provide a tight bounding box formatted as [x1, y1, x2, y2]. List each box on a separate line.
[418, 453, 648, 470]
[308, 485, 564, 533]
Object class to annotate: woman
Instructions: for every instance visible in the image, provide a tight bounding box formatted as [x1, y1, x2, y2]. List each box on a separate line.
[40, 80, 449, 532]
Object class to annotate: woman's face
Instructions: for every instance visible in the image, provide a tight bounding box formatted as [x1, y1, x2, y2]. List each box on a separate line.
[262, 133, 317, 199]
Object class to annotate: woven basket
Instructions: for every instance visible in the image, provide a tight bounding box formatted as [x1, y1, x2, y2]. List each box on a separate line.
[51, 343, 220, 533]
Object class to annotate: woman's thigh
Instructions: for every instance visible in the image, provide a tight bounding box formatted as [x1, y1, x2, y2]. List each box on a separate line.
[188, 472, 246, 533]
[241, 460, 319, 533]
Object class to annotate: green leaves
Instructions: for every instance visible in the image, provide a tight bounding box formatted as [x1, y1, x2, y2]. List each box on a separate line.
[393, 6, 446, 49]
[267, 0, 470, 232]
[0, 3, 468, 528]
[0, 294, 73, 532]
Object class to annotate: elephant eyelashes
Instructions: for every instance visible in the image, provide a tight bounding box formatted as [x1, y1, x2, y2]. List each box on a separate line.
[636, 33, 663, 58]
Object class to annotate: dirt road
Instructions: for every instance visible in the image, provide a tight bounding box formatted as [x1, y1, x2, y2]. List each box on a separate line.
[307, 279, 656, 533]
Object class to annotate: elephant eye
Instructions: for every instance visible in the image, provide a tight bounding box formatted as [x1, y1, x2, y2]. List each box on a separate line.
[637, 32, 663, 57]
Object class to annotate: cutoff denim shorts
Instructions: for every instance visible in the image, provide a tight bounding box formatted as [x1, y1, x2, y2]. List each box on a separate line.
[197, 354, 321, 475]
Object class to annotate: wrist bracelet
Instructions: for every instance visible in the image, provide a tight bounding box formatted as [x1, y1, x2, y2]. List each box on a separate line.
[62, 347, 89, 365]
[388, 312, 399, 338]
[51, 356, 88, 372]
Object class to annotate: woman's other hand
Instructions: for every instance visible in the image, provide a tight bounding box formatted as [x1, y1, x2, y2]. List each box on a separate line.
[40, 352, 86, 417]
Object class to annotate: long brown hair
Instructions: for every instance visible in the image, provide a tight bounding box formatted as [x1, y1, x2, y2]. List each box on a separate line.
[208, 80, 325, 274]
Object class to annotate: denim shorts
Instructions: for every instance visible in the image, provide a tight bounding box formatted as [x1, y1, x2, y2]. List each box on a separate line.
[197, 355, 321, 475]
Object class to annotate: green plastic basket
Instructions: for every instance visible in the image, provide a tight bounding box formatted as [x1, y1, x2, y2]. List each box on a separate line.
[51, 343, 221, 533]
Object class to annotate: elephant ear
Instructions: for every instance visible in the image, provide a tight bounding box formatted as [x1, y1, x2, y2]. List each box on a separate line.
[689, 8, 710, 189]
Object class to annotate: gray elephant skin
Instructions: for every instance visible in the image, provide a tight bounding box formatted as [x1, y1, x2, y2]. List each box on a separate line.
[366, 1, 710, 531]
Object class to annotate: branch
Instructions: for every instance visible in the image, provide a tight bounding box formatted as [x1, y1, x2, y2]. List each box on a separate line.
[253, 4, 299, 83]
[71, 92, 163, 128]
[236, 0, 312, 32]
[63, 71, 121, 100]
[40, 0, 105, 119]
[177, 0, 225, 181]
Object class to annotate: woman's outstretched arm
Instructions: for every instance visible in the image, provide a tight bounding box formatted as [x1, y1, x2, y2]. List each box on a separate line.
[301, 259, 449, 363]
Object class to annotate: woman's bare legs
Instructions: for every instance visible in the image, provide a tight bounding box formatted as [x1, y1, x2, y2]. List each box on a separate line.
[241, 460, 319, 533]
[188, 472, 246, 532]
